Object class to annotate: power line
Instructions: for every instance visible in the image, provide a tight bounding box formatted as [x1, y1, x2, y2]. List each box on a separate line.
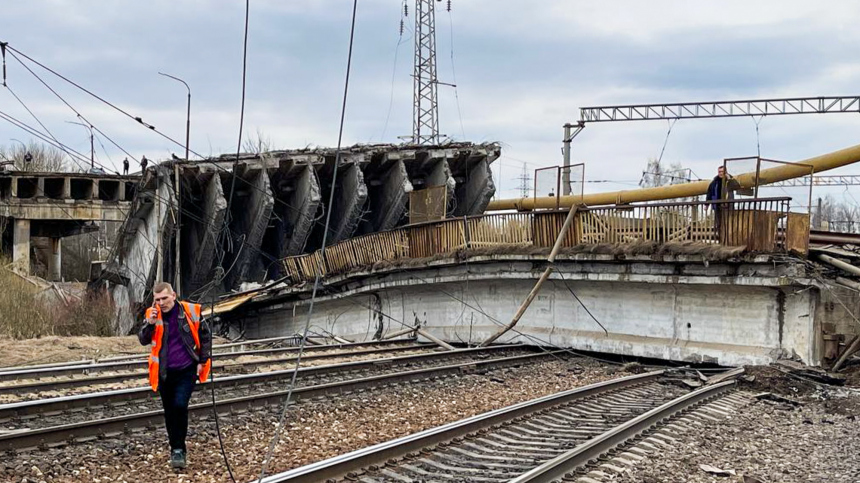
[203, 1, 253, 480]
[3, 43, 361, 244]
[6, 48, 138, 165]
[2, 86, 89, 172]
[379, 0, 409, 142]
[256, 0, 359, 480]
[446, 1, 466, 141]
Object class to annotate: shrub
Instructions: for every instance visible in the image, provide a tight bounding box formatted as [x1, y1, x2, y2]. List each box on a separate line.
[0, 259, 116, 339]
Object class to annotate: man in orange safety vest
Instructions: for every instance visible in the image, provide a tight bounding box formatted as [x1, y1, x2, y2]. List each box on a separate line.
[138, 281, 212, 469]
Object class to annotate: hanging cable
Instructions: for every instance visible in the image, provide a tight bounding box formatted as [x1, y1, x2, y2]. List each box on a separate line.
[4, 43, 342, 237]
[201, 2, 252, 482]
[380, 1, 408, 142]
[447, 2, 466, 140]
[6, 49, 138, 165]
[754, 115, 763, 158]
[256, 1, 359, 480]
[3, 87, 89, 172]
[656, 118, 677, 165]
[555, 268, 608, 335]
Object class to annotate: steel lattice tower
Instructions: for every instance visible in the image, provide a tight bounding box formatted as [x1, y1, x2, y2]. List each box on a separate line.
[412, 0, 440, 145]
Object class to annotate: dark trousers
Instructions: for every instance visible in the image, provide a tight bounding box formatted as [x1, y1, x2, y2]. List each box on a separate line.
[158, 365, 197, 451]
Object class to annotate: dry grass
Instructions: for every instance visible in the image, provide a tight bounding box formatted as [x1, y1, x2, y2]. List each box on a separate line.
[0, 335, 144, 367]
[0, 260, 116, 340]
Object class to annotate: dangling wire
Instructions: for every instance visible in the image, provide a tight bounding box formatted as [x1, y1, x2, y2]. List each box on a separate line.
[753, 115, 763, 158]
[448, 1, 466, 140]
[656, 118, 677, 165]
[381, 0, 409, 141]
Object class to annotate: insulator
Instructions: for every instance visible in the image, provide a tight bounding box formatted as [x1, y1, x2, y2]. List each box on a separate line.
[400, 19, 404, 35]
[447, 0, 452, 11]
[404, 3, 408, 16]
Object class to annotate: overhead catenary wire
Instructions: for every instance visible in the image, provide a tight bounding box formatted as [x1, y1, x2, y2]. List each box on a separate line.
[256, 1, 359, 480]
[447, 2, 466, 140]
[379, 0, 409, 142]
[200, 1, 253, 481]
[2, 86, 90, 172]
[5, 48, 139, 166]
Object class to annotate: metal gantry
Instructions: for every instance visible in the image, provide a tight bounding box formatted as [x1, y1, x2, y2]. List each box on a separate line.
[561, 96, 860, 195]
[412, 0, 440, 145]
[764, 174, 860, 187]
[579, 96, 860, 123]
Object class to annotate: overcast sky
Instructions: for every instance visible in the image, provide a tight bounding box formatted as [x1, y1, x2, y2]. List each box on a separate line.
[3, 1, 860, 206]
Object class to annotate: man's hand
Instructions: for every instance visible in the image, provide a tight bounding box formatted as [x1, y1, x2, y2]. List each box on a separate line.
[197, 364, 203, 378]
[146, 302, 158, 325]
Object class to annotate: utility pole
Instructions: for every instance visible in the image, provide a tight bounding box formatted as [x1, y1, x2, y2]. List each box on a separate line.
[66, 121, 95, 171]
[815, 197, 822, 230]
[412, 0, 440, 145]
[561, 121, 585, 195]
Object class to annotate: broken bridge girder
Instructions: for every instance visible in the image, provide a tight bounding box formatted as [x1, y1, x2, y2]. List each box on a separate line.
[111, 142, 499, 313]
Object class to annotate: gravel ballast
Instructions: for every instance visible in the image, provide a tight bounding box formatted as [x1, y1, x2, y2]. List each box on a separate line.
[4, 357, 619, 483]
[604, 367, 860, 483]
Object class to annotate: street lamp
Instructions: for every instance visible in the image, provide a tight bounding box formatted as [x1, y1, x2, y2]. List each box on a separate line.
[158, 72, 191, 161]
[65, 121, 95, 171]
[158, 72, 191, 291]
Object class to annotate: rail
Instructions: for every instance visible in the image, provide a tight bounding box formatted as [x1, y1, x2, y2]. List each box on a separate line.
[282, 197, 807, 284]
[0, 349, 556, 451]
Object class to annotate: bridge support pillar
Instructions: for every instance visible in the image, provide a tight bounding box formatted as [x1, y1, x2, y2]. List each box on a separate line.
[48, 237, 62, 282]
[12, 219, 30, 274]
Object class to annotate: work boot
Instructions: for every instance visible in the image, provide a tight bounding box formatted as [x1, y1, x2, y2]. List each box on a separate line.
[170, 449, 187, 469]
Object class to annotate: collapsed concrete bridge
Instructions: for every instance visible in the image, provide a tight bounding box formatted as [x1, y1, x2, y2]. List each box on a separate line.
[104, 142, 500, 332]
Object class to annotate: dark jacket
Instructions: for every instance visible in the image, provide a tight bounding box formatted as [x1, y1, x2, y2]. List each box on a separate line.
[706, 176, 722, 202]
[138, 303, 212, 381]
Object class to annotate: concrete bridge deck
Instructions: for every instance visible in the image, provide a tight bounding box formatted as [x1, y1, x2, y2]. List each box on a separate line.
[0, 171, 137, 280]
[220, 249, 825, 367]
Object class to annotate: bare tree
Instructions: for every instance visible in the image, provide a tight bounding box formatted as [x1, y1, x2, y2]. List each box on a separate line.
[639, 158, 692, 188]
[0, 140, 71, 172]
[242, 128, 275, 155]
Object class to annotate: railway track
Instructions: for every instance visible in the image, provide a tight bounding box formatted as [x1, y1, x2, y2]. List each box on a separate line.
[0, 346, 556, 451]
[0, 339, 422, 384]
[0, 344, 438, 398]
[0, 334, 313, 373]
[258, 372, 739, 483]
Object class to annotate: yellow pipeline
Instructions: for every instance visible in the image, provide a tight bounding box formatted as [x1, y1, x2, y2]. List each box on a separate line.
[487, 142, 860, 211]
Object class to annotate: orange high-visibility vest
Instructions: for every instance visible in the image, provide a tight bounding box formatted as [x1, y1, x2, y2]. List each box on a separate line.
[145, 301, 211, 391]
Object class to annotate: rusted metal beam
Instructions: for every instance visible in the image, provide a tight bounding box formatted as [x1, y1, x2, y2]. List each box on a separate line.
[488, 142, 860, 211]
[479, 205, 579, 347]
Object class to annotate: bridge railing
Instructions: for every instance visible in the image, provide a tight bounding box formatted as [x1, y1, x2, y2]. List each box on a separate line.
[281, 197, 804, 283]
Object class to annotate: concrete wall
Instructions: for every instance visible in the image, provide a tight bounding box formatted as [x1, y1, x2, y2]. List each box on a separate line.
[226, 167, 274, 289]
[183, 172, 227, 296]
[365, 159, 412, 232]
[452, 158, 496, 216]
[110, 173, 173, 333]
[324, 162, 368, 244]
[281, 165, 320, 257]
[235, 256, 821, 367]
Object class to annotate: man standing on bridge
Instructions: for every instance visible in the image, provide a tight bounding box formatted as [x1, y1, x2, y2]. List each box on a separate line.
[138, 282, 212, 469]
[123, 158, 129, 176]
[706, 165, 734, 237]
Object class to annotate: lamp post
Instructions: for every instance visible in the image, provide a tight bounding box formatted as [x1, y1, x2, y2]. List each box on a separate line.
[65, 121, 94, 171]
[158, 72, 191, 290]
[158, 72, 191, 161]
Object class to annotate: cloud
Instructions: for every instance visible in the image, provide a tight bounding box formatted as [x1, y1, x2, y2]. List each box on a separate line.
[1, 0, 860, 190]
